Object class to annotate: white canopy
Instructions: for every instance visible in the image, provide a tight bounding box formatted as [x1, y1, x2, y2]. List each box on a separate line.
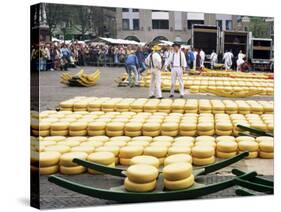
[99, 37, 144, 45]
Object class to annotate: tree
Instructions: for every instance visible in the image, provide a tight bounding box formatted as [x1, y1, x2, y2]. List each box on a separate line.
[249, 17, 271, 38]
[45, 4, 64, 37]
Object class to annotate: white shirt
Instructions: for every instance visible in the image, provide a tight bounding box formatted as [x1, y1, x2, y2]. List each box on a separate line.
[210, 52, 218, 62]
[200, 50, 205, 61]
[238, 52, 244, 60]
[165, 51, 187, 68]
[145, 52, 162, 69]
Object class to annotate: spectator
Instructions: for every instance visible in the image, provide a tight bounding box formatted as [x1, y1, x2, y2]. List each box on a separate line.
[125, 50, 139, 87]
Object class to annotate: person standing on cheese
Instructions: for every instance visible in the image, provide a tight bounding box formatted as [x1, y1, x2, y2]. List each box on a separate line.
[164, 42, 187, 98]
[145, 45, 163, 99]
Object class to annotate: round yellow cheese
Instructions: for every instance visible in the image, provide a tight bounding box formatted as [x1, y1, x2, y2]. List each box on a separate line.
[125, 130, 142, 137]
[216, 151, 237, 158]
[195, 136, 216, 143]
[87, 136, 109, 143]
[236, 136, 256, 143]
[69, 130, 87, 136]
[81, 141, 104, 148]
[39, 165, 59, 175]
[217, 141, 238, 152]
[191, 146, 215, 158]
[119, 146, 144, 158]
[256, 136, 273, 143]
[215, 122, 233, 130]
[192, 156, 215, 166]
[124, 177, 156, 192]
[65, 136, 88, 143]
[143, 146, 167, 158]
[106, 130, 123, 137]
[150, 141, 171, 148]
[45, 145, 70, 154]
[125, 122, 143, 131]
[32, 151, 60, 167]
[238, 141, 259, 152]
[119, 158, 131, 166]
[58, 140, 80, 147]
[50, 130, 68, 136]
[179, 130, 197, 136]
[87, 152, 115, 165]
[197, 129, 215, 136]
[164, 174, 194, 190]
[143, 123, 161, 131]
[130, 155, 160, 168]
[88, 130, 106, 136]
[106, 122, 125, 131]
[87, 122, 106, 130]
[59, 165, 86, 175]
[168, 146, 191, 156]
[71, 146, 95, 154]
[127, 164, 158, 183]
[110, 136, 131, 142]
[216, 136, 236, 143]
[164, 154, 192, 166]
[163, 162, 192, 181]
[69, 122, 87, 131]
[60, 152, 88, 167]
[259, 141, 273, 152]
[153, 136, 174, 143]
[104, 140, 127, 147]
[143, 130, 160, 137]
[131, 136, 153, 143]
[259, 151, 274, 159]
[43, 136, 65, 142]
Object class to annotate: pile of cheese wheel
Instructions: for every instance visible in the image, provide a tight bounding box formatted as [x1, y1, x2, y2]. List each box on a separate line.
[31, 134, 273, 175]
[58, 97, 273, 114]
[31, 111, 273, 137]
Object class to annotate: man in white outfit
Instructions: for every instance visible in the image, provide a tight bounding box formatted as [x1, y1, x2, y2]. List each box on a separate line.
[145, 45, 163, 99]
[210, 50, 218, 69]
[238, 50, 245, 60]
[199, 49, 205, 68]
[223, 50, 233, 70]
[165, 42, 187, 98]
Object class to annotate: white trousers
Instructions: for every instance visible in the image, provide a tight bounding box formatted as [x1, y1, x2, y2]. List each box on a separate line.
[149, 68, 162, 97]
[170, 67, 185, 96]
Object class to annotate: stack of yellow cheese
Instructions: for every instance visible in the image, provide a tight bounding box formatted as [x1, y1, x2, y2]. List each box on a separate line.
[236, 100, 251, 114]
[143, 99, 159, 113]
[179, 114, 197, 136]
[125, 122, 142, 137]
[224, 100, 238, 114]
[69, 122, 88, 136]
[101, 98, 122, 112]
[211, 100, 225, 114]
[238, 140, 259, 159]
[184, 99, 198, 113]
[119, 146, 144, 166]
[157, 99, 172, 113]
[164, 154, 192, 166]
[195, 136, 216, 148]
[216, 137, 238, 158]
[130, 155, 160, 168]
[163, 162, 194, 190]
[124, 164, 158, 192]
[45, 144, 71, 154]
[106, 122, 124, 137]
[130, 99, 147, 112]
[197, 114, 214, 136]
[59, 152, 87, 175]
[257, 137, 274, 159]
[87, 121, 106, 136]
[142, 122, 161, 137]
[199, 100, 212, 113]
[95, 145, 120, 164]
[50, 122, 69, 136]
[171, 99, 185, 113]
[73, 100, 88, 112]
[87, 152, 115, 174]
[115, 98, 135, 112]
[31, 118, 50, 137]
[191, 145, 215, 166]
[215, 114, 233, 136]
[31, 151, 61, 175]
[60, 100, 75, 111]
[161, 122, 178, 136]
[261, 114, 273, 132]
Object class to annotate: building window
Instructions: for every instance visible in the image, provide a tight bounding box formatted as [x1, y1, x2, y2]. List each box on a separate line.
[133, 19, 139, 30]
[152, 20, 169, 29]
[122, 19, 130, 30]
[216, 20, 223, 30]
[132, 9, 139, 12]
[122, 8, 129, 12]
[226, 20, 232, 30]
[187, 20, 204, 29]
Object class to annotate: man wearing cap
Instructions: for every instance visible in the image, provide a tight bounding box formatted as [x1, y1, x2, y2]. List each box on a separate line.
[145, 45, 163, 99]
[164, 42, 187, 98]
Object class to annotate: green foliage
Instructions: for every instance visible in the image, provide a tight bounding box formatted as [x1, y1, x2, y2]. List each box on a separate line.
[248, 17, 272, 38]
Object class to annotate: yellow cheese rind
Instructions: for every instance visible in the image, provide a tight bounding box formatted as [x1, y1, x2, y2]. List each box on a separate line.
[192, 156, 215, 166]
[124, 177, 156, 192]
[39, 165, 59, 175]
[37, 151, 61, 167]
[216, 151, 237, 158]
[59, 165, 86, 175]
[259, 151, 274, 159]
[163, 162, 192, 181]
[87, 152, 115, 165]
[191, 146, 215, 158]
[119, 146, 144, 158]
[60, 152, 88, 167]
[127, 164, 158, 183]
[216, 141, 238, 152]
[164, 174, 194, 190]
[164, 154, 192, 166]
[130, 155, 160, 168]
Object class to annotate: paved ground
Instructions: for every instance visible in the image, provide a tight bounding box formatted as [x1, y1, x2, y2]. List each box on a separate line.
[38, 66, 273, 111]
[37, 66, 274, 209]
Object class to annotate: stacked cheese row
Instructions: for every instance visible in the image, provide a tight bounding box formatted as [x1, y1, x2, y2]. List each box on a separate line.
[32, 111, 273, 137]
[124, 164, 159, 192]
[31, 135, 274, 175]
[59, 97, 274, 114]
